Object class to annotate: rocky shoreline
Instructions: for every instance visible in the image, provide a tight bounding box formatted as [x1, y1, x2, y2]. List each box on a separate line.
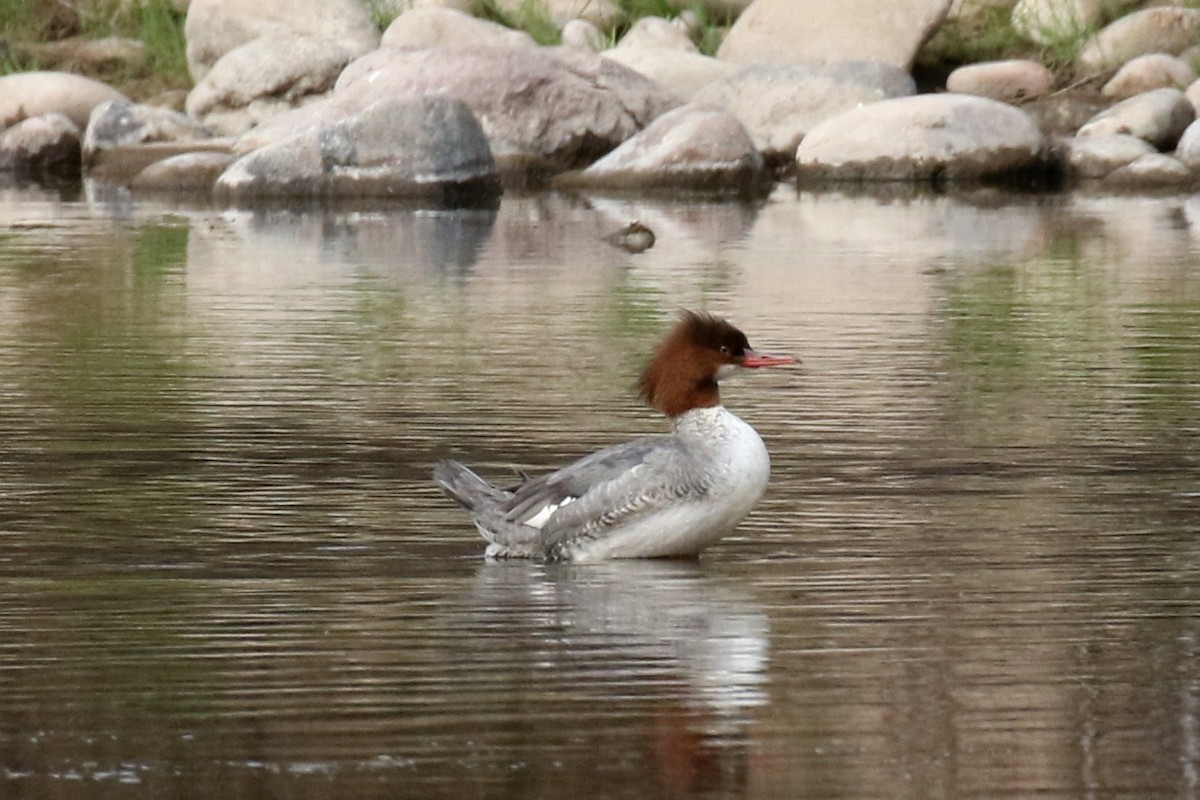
[5, 0, 1200, 201]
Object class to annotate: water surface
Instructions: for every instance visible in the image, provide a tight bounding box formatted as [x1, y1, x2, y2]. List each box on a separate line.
[0, 183, 1198, 798]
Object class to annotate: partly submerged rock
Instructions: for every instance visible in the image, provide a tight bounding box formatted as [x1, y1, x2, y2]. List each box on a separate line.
[693, 61, 916, 163]
[333, 46, 680, 172]
[795, 93, 1048, 182]
[214, 96, 500, 203]
[1065, 132, 1156, 179]
[0, 113, 81, 176]
[554, 105, 769, 194]
[131, 151, 238, 192]
[1076, 87, 1194, 150]
[83, 101, 211, 165]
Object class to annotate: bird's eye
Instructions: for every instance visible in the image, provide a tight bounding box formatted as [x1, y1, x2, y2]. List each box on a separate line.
[719, 345, 731, 355]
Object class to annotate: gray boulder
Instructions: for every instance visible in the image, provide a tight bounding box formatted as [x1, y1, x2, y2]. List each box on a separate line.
[1102, 153, 1193, 188]
[0, 71, 127, 131]
[184, 0, 379, 81]
[945, 59, 1055, 103]
[1172, 118, 1200, 169]
[1077, 7, 1200, 73]
[693, 61, 916, 162]
[1101, 54, 1196, 99]
[1076, 88, 1194, 150]
[796, 93, 1047, 181]
[381, 6, 537, 50]
[554, 105, 768, 193]
[83, 100, 211, 165]
[602, 48, 737, 102]
[717, 0, 952, 70]
[333, 46, 680, 170]
[1066, 133, 1156, 179]
[0, 113, 81, 176]
[214, 96, 500, 202]
[186, 32, 358, 135]
[131, 151, 238, 192]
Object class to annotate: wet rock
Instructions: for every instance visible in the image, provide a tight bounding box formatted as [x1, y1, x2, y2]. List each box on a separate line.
[86, 140, 236, 184]
[184, 0, 379, 81]
[554, 105, 768, 193]
[0, 71, 127, 131]
[186, 32, 358, 135]
[0, 113, 81, 176]
[1077, 7, 1200, 73]
[1076, 88, 1194, 150]
[717, 0, 952, 70]
[945, 59, 1055, 103]
[1102, 153, 1193, 188]
[333, 46, 680, 171]
[602, 49, 736, 102]
[1101, 53, 1196, 99]
[693, 61, 915, 163]
[561, 19, 605, 51]
[83, 101, 211, 166]
[214, 96, 500, 202]
[131, 151, 237, 192]
[1066, 133, 1155, 178]
[795, 93, 1047, 182]
[1011, 0, 1112, 46]
[615, 16, 697, 52]
[1172, 118, 1200, 169]
[381, 6, 537, 50]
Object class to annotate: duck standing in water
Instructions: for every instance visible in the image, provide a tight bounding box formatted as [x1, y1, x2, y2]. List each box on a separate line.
[433, 311, 796, 561]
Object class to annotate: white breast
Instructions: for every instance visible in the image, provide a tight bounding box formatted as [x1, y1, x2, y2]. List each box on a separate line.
[567, 406, 771, 561]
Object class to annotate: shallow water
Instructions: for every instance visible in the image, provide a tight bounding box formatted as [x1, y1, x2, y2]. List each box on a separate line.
[0, 181, 1198, 798]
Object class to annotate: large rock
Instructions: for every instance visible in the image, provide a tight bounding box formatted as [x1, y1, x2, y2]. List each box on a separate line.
[717, 0, 952, 70]
[381, 6, 537, 49]
[0, 113, 81, 176]
[1066, 132, 1156, 178]
[131, 151, 237, 192]
[795, 93, 1047, 181]
[554, 105, 768, 193]
[945, 59, 1055, 103]
[186, 32, 358, 135]
[1101, 53, 1196, 99]
[1077, 7, 1200, 73]
[0, 71, 127, 131]
[1076, 87, 1194, 150]
[83, 100, 211, 165]
[215, 96, 500, 202]
[602, 49, 737, 102]
[333, 46, 680, 170]
[692, 61, 916, 162]
[1102, 153, 1192, 188]
[184, 0, 379, 81]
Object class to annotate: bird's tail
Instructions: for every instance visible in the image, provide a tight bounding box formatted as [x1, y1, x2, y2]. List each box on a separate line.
[432, 460, 542, 557]
[433, 459, 510, 512]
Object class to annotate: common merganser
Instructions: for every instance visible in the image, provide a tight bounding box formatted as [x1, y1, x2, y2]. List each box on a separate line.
[433, 311, 797, 561]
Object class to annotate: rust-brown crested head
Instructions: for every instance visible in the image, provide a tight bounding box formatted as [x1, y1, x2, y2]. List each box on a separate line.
[637, 311, 753, 418]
